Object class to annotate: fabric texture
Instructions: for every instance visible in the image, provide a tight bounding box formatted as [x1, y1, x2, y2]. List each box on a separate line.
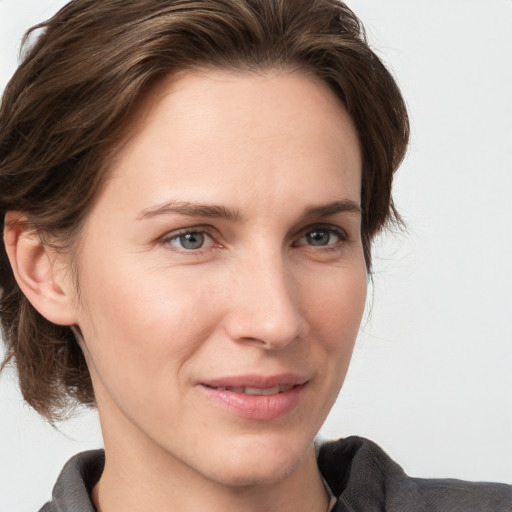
[37, 437, 512, 511]
[318, 438, 512, 511]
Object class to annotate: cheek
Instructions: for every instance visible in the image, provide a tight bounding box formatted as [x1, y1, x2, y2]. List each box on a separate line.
[75, 262, 224, 399]
[290, 262, 367, 428]
[304, 263, 367, 352]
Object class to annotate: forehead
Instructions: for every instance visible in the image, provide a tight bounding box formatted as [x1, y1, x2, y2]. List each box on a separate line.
[116, 68, 360, 159]
[92, 69, 362, 221]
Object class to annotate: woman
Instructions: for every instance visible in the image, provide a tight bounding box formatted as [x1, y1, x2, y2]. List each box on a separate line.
[0, 0, 510, 511]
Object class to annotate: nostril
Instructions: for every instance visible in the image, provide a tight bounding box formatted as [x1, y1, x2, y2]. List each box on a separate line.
[224, 263, 309, 348]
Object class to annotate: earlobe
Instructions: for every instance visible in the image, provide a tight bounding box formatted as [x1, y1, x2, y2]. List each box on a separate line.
[3, 212, 79, 326]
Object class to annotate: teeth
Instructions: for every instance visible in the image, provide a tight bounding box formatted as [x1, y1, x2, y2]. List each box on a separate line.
[212, 384, 293, 395]
[245, 386, 280, 395]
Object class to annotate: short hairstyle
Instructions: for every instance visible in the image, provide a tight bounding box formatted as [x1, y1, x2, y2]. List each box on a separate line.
[0, 0, 409, 420]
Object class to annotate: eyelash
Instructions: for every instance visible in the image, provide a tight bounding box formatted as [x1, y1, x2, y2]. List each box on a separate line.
[159, 226, 218, 254]
[159, 224, 349, 253]
[294, 225, 348, 251]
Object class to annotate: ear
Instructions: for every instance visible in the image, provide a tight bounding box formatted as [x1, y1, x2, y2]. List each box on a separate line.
[3, 212, 79, 326]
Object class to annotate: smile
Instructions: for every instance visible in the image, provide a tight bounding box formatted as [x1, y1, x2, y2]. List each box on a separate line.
[199, 376, 308, 421]
[205, 384, 294, 395]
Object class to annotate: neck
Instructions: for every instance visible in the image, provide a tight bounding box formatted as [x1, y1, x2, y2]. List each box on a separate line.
[93, 448, 329, 512]
[93, 411, 329, 512]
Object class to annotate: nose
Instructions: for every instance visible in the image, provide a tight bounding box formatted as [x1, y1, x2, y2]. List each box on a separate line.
[223, 252, 309, 350]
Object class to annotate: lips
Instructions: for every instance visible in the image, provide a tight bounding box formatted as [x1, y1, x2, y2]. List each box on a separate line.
[205, 384, 294, 395]
[198, 374, 308, 420]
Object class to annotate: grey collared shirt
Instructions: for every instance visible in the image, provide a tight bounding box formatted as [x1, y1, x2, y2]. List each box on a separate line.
[38, 437, 512, 511]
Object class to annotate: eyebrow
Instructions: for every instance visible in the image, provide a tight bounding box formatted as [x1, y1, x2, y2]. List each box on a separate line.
[302, 199, 362, 219]
[136, 201, 242, 222]
[135, 199, 361, 222]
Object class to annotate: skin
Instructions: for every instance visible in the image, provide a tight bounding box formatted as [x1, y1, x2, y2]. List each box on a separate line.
[7, 70, 367, 512]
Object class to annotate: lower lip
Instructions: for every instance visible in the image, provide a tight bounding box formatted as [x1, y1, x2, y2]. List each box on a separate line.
[199, 384, 306, 421]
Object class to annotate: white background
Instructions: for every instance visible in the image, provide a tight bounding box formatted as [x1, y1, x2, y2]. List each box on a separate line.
[1, 0, 511, 510]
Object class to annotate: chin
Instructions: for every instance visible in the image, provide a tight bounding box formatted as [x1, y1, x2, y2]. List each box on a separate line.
[195, 431, 316, 488]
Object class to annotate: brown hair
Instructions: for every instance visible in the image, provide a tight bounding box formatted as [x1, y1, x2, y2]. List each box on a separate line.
[0, 0, 409, 420]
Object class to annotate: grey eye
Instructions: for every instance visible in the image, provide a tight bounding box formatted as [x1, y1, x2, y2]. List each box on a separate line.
[173, 232, 206, 250]
[305, 230, 332, 246]
[296, 227, 346, 248]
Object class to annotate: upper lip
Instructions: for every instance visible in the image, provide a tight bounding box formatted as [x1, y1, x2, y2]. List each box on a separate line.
[200, 373, 309, 389]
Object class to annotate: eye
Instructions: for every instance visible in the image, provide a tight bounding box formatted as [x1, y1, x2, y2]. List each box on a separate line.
[296, 226, 347, 248]
[164, 229, 215, 251]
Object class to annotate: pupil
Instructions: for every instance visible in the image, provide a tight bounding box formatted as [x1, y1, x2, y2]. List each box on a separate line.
[307, 230, 329, 246]
[180, 232, 204, 249]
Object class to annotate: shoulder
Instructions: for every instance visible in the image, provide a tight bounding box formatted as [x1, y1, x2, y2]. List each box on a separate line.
[37, 449, 104, 512]
[317, 437, 512, 512]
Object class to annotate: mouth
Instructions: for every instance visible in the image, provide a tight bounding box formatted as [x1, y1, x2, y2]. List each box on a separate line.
[198, 375, 309, 421]
[203, 384, 295, 395]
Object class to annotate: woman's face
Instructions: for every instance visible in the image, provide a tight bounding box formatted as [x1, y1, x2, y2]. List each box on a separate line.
[72, 70, 367, 486]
